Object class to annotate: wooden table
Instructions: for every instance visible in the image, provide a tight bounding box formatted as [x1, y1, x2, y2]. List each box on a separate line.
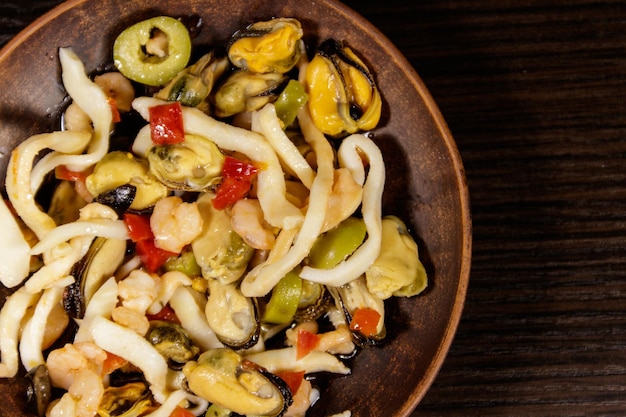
[3, 1, 626, 415]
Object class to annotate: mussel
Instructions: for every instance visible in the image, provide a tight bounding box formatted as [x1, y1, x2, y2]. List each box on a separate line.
[155, 50, 230, 112]
[47, 180, 87, 225]
[228, 18, 303, 74]
[64, 236, 127, 319]
[147, 134, 225, 191]
[365, 215, 428, 299]
[305, 38, 382, 137]
[146, 320, 200, 368]
[85, 151, 168, 211]
[205, 279, 260, 350]
[183, 348, 292, 417]
[213, 70, 288, 118]
[25, 365, 51, 417]
[98, 382, 154, 417]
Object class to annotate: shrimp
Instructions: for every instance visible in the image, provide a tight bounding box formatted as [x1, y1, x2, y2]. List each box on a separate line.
[63, 102, 93, 133]
[230, 198, 276, 250]
[284, 378, 313, 417]
[94, 72, 135, 112]
[46, 342, 106, 390]
[111, 306, 150, 336]
[117, 269, 159, 314]
[150, 196, 203, 253]
[48, 368, 104, 417]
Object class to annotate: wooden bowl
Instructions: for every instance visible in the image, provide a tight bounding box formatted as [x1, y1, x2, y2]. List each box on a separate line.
[0, 0, 471, 415]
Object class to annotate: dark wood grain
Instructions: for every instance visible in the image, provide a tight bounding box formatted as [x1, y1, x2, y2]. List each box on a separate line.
[3, 0, 626, 415]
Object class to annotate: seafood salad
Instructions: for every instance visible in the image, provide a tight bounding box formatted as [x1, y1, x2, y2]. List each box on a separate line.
[0, 14, 428, 417]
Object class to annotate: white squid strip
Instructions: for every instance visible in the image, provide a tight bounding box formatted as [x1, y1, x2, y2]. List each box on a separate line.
[300, 134, 385, 286]
[148, 270, 193, 315]
[130, 124, 153, 158]
[89, 316, 169, 404]
[29, 219, 128, 255]
[74, 277, 118, 343]
[245, 347, 351, 375]
[19, 286, 64, 371]
[132, 97, 303, 230]
[0, 197, 31, 288]
[146, 389, 209, 417]
[0, 288, 40, 377]
[24, 235, 92, 294]
[6, 130, 91, 240]
[240, 106, 335, 297]
[252, 104, 315, 189]
[169, 286, 223, 351]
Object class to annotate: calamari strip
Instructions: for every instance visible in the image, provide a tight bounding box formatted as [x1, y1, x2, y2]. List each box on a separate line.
[29, 47, 113, 190]
[29, 219, 128, 256]
[0, 197, 31, 288]
[0, 288, 40, 377]
[19, 286, 64, 371]
[132, 97, 303, 230]
[169, 286, 223, 351]
[74, 277, 118, 343]
[252, 104, 315, 189]
[6, 130, 91, 240]
[147, 270, 193, 315]
[299, 134, 385, 286]
[89, 316, 169, 404]
[240, 105, 335, 297]
[245, 347, 351, 375]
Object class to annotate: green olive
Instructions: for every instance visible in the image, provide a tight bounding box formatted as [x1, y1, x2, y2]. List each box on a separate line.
[308, 217, 367, 269]
[113, 16, 192, 86]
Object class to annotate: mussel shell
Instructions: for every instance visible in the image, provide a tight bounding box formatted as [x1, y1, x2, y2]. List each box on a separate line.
[96, 183, 137, 216]
[25, 365, 51, 417]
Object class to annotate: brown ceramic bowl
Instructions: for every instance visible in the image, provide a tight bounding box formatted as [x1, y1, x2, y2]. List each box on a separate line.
[0, 0, 471, 416]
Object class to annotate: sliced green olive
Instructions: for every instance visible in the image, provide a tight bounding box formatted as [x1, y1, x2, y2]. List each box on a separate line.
[308, 217, 367, 269]
[274, 79, 308, 128]
[113, 16, 192, 86]
[262, 268, 302, 325]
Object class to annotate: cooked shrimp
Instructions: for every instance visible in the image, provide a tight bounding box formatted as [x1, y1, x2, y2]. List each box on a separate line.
[150, 196, 203, 253]
[68, 368, 104, 417]
[286, 321, 355, 356]
[117, 269, 159, 314]
[284, 378, 313, 417]
[46, 342, 106, 390]
[63, 102, 93, 133]
[231, 198, 276, 250]
[94, 72, 135, 112]
[111, 306, 150, 336]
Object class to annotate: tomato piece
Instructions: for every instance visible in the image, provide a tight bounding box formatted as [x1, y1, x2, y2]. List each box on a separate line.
[169, 406, 196, 417]
[107, 96, 122, 123]
[296, 329, 320, 360]
[102, 351, 127, 376]
[135, 239, 177, 272]
[54, 165, 89, 182]
[349, 307, 381, 337]
[149, 101, 185, 145]
[123, 213, 153, 242]
[211, 176, 252, 210]
[146, 304, 180, 324]
[275, 370, 305, 395]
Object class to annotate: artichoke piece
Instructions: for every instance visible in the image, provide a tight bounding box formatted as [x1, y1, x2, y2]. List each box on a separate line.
[213, 70, 287, 118]
[183, 348, 292, 417]
[228, 18, 303, 74]
[98, 382, 154, 417]
[205, 279, 260, 350]
[192, 193, 254, 284]
[65, 236, 127, 319]
[147, 320, 200, 367]
[147, 134, 225, 191]
[85, 151, 168, 211]
[155, 51, 230, 111]
[329, 276, 386, 346]
[305, 39, 382, 137]
[366, 215, 428, 299]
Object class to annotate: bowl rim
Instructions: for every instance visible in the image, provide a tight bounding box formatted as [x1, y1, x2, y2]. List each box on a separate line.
[0, 0, 472, 414]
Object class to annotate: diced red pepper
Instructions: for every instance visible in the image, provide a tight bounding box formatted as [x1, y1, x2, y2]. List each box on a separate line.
[135, 239, 177, 273]
[169, 407, 196, 417]
[102, 351, 127, 376]
[349, 307, 381, 338]
[296, 329, 320, 360]
[146, 304, 180, 324]
[123, 213, 154, 242]
[275, 370, 306, 395]
[55, 165, 89, 182]
[107, 96, 122, 123]
[211, 156, 260, 210]
[149, 101, 185, 145]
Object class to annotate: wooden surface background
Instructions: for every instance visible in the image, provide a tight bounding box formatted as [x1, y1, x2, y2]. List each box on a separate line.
[3, 0, 626, 415]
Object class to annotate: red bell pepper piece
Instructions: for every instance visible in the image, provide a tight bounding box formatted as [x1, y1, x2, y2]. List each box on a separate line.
[169, 407, 196, 417]
[349, 307, 381, 337]
[146, 304, 180, 324]
[212, 156, 259, 210]
[296, 329, 320, 360]
[107, 96, 121, 123]
[135, 239, 177, 273]
[275, 370, 306, 395]
[149, 101, 185, 145]
[123, 213, 153, 242]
